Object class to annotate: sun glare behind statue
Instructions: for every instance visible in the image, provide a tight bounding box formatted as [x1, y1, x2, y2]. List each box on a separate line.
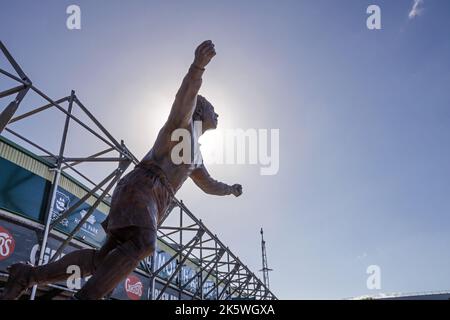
[198, 89, 243, 173]
[135, 83, 242, 172]
[141, 91, 172, 140]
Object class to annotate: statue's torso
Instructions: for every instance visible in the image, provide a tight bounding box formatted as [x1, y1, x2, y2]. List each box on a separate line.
[142, 121, 202, 193]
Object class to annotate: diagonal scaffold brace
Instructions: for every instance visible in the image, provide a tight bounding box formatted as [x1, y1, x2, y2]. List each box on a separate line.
[0, 41, 32, 133]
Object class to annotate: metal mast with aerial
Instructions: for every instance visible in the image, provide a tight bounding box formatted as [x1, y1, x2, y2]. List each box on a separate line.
[259, 228, 273, 290]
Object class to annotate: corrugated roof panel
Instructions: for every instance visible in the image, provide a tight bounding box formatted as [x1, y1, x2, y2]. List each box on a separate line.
[0, 139, 54, 181]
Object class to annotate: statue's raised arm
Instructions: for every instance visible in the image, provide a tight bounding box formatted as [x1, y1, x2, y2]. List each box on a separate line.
[166, 40, 216, 130]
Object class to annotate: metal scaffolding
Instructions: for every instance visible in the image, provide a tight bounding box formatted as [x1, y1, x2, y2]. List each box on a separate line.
[0, 41, 277, 300]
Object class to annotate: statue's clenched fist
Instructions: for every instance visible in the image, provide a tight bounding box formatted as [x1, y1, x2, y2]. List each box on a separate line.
[230, 184, 243, 197]
[193, 40, 216, 69]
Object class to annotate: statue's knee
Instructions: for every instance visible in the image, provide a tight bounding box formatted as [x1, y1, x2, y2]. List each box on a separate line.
[132, 234, 156, 260]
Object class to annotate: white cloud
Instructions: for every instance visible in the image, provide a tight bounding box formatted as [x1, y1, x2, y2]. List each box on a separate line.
[409, 0, 424, 19]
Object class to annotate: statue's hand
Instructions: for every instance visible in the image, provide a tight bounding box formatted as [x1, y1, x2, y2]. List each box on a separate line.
[230, 184, 243, 197]
[193, 40, 216, 69]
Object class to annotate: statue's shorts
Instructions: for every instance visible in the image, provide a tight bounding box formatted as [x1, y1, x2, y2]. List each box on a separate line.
[101, 160, 174, 234]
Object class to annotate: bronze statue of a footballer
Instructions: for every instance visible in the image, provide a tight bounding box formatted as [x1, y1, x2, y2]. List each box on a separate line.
[1, 40, 242, 300]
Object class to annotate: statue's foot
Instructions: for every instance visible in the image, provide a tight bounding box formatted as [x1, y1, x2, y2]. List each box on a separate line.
[0, 263, 33, 300]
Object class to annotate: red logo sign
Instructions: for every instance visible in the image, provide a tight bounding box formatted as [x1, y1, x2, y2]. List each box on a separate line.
[0, 226, 15, 261]
[125, 275, 143, 300]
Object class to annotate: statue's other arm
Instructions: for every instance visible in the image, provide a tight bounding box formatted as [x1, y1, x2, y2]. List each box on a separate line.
[167, 40, 216, 129]
[190, 164, 243, 197]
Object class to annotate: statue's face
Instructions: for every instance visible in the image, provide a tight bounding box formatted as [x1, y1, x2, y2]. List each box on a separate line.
[202, 102, 219, 131]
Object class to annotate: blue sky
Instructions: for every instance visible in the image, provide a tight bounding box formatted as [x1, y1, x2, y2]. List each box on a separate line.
[1, 0, 450, 299]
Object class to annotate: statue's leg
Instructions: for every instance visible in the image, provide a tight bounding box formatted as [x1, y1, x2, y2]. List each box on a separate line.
[0, 236, 117, 300]
[74, 227, 156, 300]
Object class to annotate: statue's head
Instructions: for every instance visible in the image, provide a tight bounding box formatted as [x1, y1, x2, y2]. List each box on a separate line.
[193, 95, 218, 132]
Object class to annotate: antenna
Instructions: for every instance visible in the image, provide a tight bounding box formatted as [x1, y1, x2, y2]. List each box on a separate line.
[259, 227, 273, 290]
